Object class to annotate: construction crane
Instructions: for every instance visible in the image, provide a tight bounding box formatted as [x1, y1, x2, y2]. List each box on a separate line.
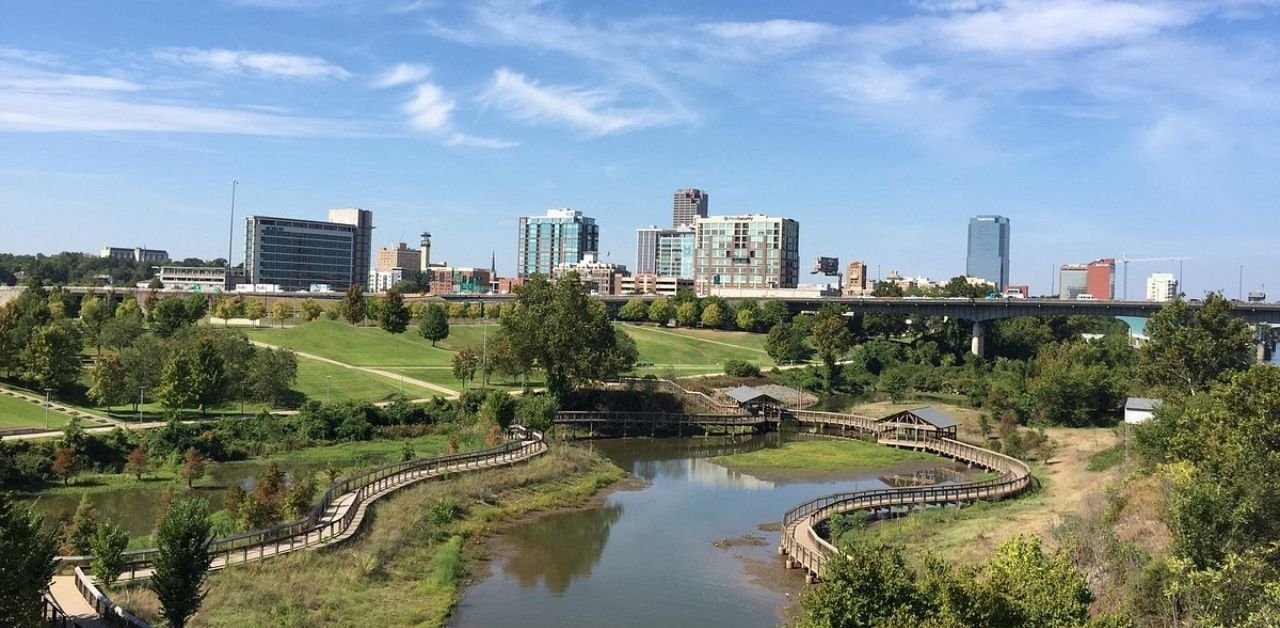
[1120, 255, 1191, 300]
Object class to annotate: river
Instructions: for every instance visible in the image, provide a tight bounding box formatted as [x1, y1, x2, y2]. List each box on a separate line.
[451, 434, 980, 628]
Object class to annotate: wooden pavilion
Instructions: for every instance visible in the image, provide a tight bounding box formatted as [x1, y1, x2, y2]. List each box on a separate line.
[877, 406, 960, 442]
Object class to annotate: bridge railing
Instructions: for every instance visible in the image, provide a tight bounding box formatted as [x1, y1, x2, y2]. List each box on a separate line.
[784, 409, 879, 432]
[57, 426, 546, 578]
[553, 411, 764, 426]
[614, 378, 750, 416]
[72, 566, 147, 628]
[781, 436, 1032, 576]
[42, 593, 75, 628]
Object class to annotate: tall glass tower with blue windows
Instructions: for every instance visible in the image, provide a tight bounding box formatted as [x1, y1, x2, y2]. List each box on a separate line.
[517, 209, 599, 278]
[966, 215, 1010, 290]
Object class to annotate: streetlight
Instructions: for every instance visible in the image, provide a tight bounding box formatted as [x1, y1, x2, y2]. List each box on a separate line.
[138, 387, 146, 423]
[326, 376, 332, 404]
[43, 388, 52, 429]
[227, 180, 238, 272]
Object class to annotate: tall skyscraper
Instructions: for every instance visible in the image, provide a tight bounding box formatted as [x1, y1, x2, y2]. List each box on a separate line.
[673, 188, 708, 228]
[517, 208, 599, 278]
[1146, 273, 1179, 302]
[965, 215, 1010, 290]
[693, 215, 799, 292]
[635, 226, 661, 275]
[244, 208, 373, 290]
[656, 228, 695, 280]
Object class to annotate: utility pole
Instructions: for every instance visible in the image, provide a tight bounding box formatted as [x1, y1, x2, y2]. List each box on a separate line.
[227, 180, 238, 272]
[326, 376, 332, 404]
[43, 388, 52, 429]
[138, 387, 145, 423]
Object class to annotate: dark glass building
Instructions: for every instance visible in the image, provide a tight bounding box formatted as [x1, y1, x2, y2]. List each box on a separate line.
[244, 208, 373, 290]
[965, 215, 1010, 290]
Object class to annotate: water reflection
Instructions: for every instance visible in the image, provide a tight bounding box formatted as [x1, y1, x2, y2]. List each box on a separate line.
[501, 504, 624, 595]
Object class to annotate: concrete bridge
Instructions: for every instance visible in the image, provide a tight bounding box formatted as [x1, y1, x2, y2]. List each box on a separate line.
[44, 427, 548, 628]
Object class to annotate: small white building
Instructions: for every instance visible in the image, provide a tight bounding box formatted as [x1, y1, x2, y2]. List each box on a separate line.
[1146, 273, 1179, 302]
[1124, 397, 1163, 424]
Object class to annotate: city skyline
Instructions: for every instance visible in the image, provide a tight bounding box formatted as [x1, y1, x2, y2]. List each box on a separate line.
[2, 2, 1278, 296]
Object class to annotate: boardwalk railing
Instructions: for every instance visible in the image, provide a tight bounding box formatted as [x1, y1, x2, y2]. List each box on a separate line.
[56, 426, 547, 580]
[72, 567, 147, 628]
[613, 378, 750, 416]
[779, 416, 1032, 581]
[42, 593, 76, 628]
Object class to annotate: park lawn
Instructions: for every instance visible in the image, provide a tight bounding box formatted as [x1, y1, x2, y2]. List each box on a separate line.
[0, 391, 72, 429]
[622, 324, 775, 369]
[713, 439, 941, 478]
[645, 325, 772, 353]
[294, 359, 443, 403]
[249, 320, 453, 367]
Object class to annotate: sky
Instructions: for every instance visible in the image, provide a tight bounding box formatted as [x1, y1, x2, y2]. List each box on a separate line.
[1, 0, 1278, 298]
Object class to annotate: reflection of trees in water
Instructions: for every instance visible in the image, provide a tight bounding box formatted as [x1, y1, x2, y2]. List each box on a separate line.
[502, 504, 624, 595]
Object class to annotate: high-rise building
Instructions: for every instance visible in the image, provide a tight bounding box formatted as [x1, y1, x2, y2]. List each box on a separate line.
[328, 208, 374, 289]
[1059, 264, 1088, 299]
[376, 242, 419, 273]
[693, 215, 799, 293]
[244, 208, 373, 291]
[517, 208, 599, 278]
[1146, 273, 1179, 302]
[673, 188, 708, 228]
[656, 228, 695, 280]
[965, 215, 1011, 290]
[1085, 258, 1116, 300]
[845, 261, 868, 295]
[635, 227, 660, 275]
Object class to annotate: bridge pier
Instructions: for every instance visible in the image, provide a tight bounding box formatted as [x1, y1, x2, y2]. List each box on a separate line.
[970, 321, 986, 358]
[1257, 341, 1273, 364]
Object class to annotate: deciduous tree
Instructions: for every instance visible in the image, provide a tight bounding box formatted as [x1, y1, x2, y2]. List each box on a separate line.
[151, 496, 213, 628]
[1139, 293, 1253, 396]
[0, 493, 58, 627]
[647, 297, 674, 326]
[338, 285, 367, 325]
[418, 303, 449, 346]
[378, 289, 411, 334]
[90, 520, 129, 588]
[20, 321, 83, 392]
[618, 297, 648, 322]
[180, 448, 206, 488]
[88, 354, 131, 410]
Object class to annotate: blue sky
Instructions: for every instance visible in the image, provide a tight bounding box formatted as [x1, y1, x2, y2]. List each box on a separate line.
[1, 0, 1277, 297]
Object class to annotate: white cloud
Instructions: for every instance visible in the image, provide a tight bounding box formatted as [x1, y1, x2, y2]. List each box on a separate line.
[1140, 112, 1233, 156]
[403, 83, 455, 132]
[373, 63, 432, 88]
[153, 47, 350, 79]
[445, 132, 518, 149]
[700, 19, 836, 47]
[478, 68, 679, 136]
[2, 73, 141, 93]
[934, 0, 1196, 54]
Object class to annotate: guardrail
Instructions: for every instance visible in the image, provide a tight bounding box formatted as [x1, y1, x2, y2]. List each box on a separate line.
[780, 435, 1032, 580]
[42, 593, 76, 628]
[72, 567, 147, 628]
[57, 426, 547, 579]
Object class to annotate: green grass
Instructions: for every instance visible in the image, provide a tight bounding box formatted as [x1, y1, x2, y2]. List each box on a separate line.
[294, 359, 445, 402]
[249, 320, 455, 367]
[622, 324, 775, 369]
[713, 439, 942, 475]
[0, 391, 72, 429]
[639, 325, 771, 353]
[1087, 443, 1125, 472]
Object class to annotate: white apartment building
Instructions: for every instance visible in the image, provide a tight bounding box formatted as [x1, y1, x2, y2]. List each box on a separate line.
[1146, 273, 1179, 302]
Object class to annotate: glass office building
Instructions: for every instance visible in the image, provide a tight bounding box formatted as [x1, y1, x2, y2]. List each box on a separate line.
[656, 228, 695, 280]
[966, 215, 1011, 290]
[244, 208, 373, 290]
[517, 208, 599, 278]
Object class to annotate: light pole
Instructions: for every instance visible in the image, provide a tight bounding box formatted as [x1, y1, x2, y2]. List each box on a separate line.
[326, 376, 332, 404]
[43, 388, 52, 429]
[138, 387, 146, 423]
[227, 180, 238, 272]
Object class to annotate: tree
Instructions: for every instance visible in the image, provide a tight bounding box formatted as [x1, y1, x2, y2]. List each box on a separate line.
[151, 496, 213, 628]
[378, 289, 411, 334]
[115, 296, 143, 322]
[283, 473, 317, 519]
[810, 308, 854, 391]
[1139, 293, 1253, 396]
[183, 294, 208, 324]
[1027, 338, 1131, 427]
[983, 537, 1092, 626]
[67, 494, 99, 554]
[878, 368, 909, 402]
[151, 296, 193, 337]
[243, 299, 267, 323]
[418, 303, 450, 346]
[180, 448, 206, 488]
[89, 520, 129, 588]
[765, 322, 810, 364]
[801, 541, 928, 627]
[338, 285, 367, 325]
[648, 297, 675, 326]
[675, 300, 699, 327]
[482, 390, 516, 428]
[299, 298, 323, 322]
[125, 445, 149, 480]
[499, 274, 638, 399]
[452, 347, 480, 389]
[20, 321, 83, 392]
[270, 300, 292, 327]
[0, 493, 58, 627]
[518, 393, 560, 432]
[101, 315, 144, 352]
[618, 297, 648, 321]
[735, 307, 758, 332]
[758, 300, 791, 328]
[52, 447, 77, 486]
[700, 302, 727, 329]
[88, 354, 131, 410]
[80, 295, 111, 354]
[248, 348, 298, 407]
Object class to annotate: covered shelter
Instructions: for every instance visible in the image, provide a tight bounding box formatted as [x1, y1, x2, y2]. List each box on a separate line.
[722, 386, 788, 414]
[877, 406, 960, 442]
[1124, 397, 1162, 425]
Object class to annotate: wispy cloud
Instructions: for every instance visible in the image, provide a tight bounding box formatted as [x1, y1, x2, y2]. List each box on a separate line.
[478, 67, 680, 136]
[153, 47, 351, 79]
[403, 82, 454, 132]
[372, 63, 431, 88]
[933, 0, 1197, 54]
[699, 19, 836, 48]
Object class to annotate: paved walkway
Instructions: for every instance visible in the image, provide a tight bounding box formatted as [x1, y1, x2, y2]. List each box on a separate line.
[249, 340, 461, 399]
[47, 433, 546, 624]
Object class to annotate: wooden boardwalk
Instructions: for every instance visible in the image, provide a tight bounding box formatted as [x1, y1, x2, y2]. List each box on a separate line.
[45, 428, 548, 627]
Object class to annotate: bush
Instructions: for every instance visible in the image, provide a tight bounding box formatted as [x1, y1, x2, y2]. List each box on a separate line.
[723, 359, 762, 378]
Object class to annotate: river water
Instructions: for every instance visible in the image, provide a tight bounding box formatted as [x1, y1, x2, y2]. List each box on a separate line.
[452, 434, 978, 628]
